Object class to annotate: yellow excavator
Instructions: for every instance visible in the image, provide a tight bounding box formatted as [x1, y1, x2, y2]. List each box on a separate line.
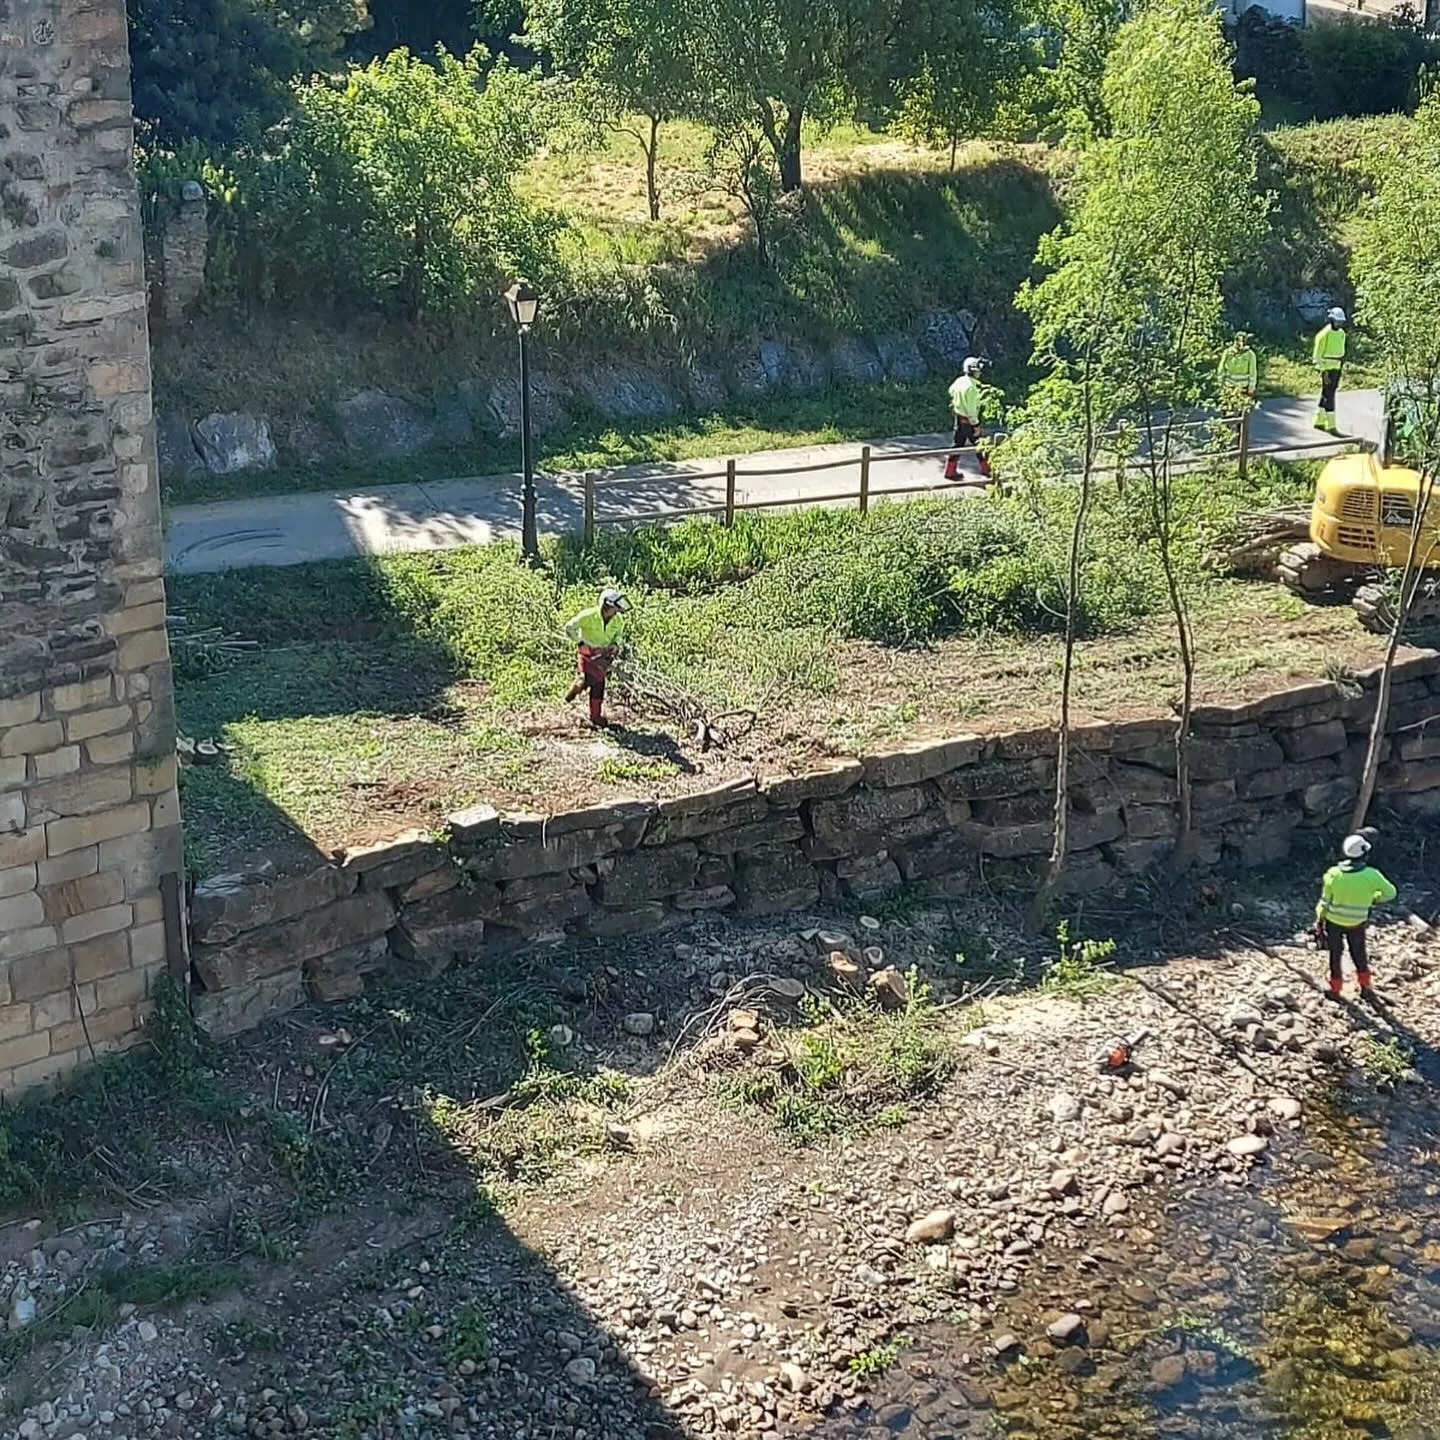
[1276, 387, 1440, 633]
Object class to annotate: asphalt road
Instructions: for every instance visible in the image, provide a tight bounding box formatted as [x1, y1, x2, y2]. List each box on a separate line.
[164, 388, 1385, 574]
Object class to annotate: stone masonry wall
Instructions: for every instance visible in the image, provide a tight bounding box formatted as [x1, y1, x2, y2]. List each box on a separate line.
[0, 0, 182, 1093]
[187, 655, 1440, 1040]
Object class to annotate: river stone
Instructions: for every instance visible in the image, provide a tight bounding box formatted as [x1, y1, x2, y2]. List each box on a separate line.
[156, 411, 205, 479]
[1046, 1313, 1085, 1344]
[1293, 287, 1338, 323]
[1047, 1092, 1082, 1124]
[1150, 1354, 1187, 1388]
[915, 309, 976, 365]
[433, 391, 475, 445]
[564, 1357, 596, 1385]
[829, 337, 884, 386]
[579, 366, 677, 419]
[876, 332, 929, 382]
[336, 390, 436, 457]
[1102, 1189, 1130, 1218]
[906, 1208, 956, 1244]
[1227, 1133, 1270, 1158]
[623, 1012, 656, 1037]
[486, 374, 569, 436]
[193, 413, 277, 474]
[683, 365, 729, 412]
[1269, 1096, 1303, 1121]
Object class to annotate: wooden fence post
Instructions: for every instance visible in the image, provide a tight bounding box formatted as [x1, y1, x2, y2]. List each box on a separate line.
[1237, 410, 1251, 482]
[859, 444, 871, 515]
[725, 458, 737, 527]
[583, 471, 596, 545]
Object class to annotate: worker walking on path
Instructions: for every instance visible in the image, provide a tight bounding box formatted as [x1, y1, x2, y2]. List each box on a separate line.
[1314, 831, 1396, 1000]
[945, 357, 991, 481]
[564, 586, 629, 727]
[1313, 307, 1348, 433]
[1217, 332, 1258, 409]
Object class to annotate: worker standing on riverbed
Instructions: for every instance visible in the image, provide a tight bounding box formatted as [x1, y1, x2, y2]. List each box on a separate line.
[1314, 832, 1396, 1000]
[564, 587, 629, 728]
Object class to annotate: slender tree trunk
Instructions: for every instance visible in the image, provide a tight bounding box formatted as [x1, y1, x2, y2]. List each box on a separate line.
[949, 132, 958, 170]
[1033, 445, 1095, 927]
[643, 113, 661, 222]
[778, 105, 803, 192]
[1351, 469, 1438, 826]
[1160, 509, 1196, 864]
[758, 99, 805, 192]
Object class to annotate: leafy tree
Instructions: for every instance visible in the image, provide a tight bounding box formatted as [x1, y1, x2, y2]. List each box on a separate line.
[1349, 93, 1440, 826]
[1006, 0, 1262, 901]
[522, 0, 698, 219]
[127, 0, 368, 145]
[1031, 0, 1135, 140]
[894, 4, 1039, 165]
[1303, 15, 1436, 121]
[265, 47, 558, 317]
[690, 0, 1003, 192]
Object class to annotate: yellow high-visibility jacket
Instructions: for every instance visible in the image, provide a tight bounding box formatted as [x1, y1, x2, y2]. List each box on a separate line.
[565, 607, 626, 648]
[1313, 325, 1346, 372]
[1218, 347, 1257, 392]
[948, 374, 983, 424]
[1316, 863, 1395, 927]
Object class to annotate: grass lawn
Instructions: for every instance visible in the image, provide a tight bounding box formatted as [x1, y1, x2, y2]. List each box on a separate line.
[170, 465, 1403, 879]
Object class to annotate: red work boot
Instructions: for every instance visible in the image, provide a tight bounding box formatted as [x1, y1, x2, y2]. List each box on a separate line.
[1356, 970, 1376, 1002]
[943, 455, 958, 480]
[1325, 976, 1343, 1001]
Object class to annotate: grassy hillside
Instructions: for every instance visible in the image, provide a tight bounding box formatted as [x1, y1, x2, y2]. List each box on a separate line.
[152, 117, 1402, 504]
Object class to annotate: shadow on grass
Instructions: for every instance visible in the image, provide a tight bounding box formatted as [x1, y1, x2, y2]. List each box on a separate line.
[169, 557, 463, 876]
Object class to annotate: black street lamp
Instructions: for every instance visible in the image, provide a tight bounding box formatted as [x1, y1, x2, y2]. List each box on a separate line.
[503, 279, 541, 562]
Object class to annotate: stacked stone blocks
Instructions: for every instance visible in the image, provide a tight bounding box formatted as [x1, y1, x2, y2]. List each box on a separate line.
[187, 655, 1440, 1042]
[1, 0, 181, 1094]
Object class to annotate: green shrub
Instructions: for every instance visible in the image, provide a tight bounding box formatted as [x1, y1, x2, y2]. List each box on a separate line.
[380, 546, 567, 702]
[1302, 17, 1436, 120]
[1232, 8, 1310, 108]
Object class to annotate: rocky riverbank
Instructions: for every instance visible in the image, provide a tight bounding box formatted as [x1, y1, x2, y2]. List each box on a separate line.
[2, 869, 1438, 1440]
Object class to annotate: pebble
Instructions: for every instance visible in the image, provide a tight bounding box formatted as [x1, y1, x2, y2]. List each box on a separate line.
[564, 1357, 597, 1385]
[905, 1209, 956, 1245]
[1047, 1093, 1082, 1124]
[622, 1012, 656, 1037]
[1045, 1313, 1086, 1344]
[1227, 1134, 1270, 1158]
[1269, 1096, 1303, 1121]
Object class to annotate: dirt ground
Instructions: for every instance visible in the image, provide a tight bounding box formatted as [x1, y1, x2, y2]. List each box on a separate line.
[5, 854, 1440, 1440]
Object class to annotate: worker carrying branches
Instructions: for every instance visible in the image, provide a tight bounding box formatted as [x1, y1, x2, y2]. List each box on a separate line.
[945, 356, 991, 481]
[1313, 831, 1395, 1001]
[564, 586, 630, 728]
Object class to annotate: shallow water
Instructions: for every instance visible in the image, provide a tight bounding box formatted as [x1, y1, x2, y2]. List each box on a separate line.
[819, 1075, 1440, 1439]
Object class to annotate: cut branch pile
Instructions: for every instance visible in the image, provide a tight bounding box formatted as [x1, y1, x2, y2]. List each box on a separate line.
[610, 658, 757, 752]
[1205, 507, 1311, 578]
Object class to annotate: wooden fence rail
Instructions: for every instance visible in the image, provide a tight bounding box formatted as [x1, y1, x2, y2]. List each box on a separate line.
[578, 415, 1354, 544]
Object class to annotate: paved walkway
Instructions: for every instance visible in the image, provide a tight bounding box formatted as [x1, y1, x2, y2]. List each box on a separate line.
[164, 389, 1385, 574]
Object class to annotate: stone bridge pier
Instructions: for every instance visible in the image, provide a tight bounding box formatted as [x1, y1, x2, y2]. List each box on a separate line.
[1, 0, 182, 1093]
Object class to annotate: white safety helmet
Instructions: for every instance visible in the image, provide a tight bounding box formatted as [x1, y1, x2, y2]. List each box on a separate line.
[1327, 307, 1347, 325]
[599, 586, 630, 613]
[1341, 833, 1371, 860]
[962, 356, 984, 377]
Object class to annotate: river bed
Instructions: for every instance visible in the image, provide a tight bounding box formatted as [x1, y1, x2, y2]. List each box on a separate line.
[821, 1071, 1440, 1439]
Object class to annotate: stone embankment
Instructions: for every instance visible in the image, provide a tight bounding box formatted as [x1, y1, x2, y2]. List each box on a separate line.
[188, 655, 1440, 1038]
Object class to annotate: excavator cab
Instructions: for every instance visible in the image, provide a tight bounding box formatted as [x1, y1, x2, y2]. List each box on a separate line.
[1276, 381, 1440, 632]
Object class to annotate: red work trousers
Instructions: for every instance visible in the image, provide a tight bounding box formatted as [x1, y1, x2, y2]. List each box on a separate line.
[576, 646, 610, 723]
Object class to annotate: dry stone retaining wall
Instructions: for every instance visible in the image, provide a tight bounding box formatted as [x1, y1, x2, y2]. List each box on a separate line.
[188, 656, 1440, 1039]
[0, 0, 182, 1095]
